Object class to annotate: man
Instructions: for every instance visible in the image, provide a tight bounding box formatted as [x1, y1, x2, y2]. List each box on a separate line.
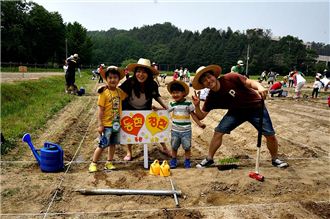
[191, 65, 288, 168]
[231, 60, 246, 77]
[65, 53, 79, 94]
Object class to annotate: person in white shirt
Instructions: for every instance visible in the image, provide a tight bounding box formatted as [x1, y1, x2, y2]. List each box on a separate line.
[293, 71, 306, 98]
[312, 76, 323, 98]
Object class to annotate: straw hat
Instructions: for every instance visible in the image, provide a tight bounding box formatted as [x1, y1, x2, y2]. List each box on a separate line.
[100, 65, 125, 80]
[127, 58, 159, 75]
[192, 65, 222, 90]
[167, 80, 190, 97]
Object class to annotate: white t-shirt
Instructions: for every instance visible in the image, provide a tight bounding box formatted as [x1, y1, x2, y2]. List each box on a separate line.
[296, 74, 306, 84]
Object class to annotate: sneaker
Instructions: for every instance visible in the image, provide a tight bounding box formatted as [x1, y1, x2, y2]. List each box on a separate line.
[104, 161, 116, 170]
[184, 159, 191, 168]
[170, 158, 177, 169]
[88, 163, 97, 173]
[196, 158, 214, 168]
[272, 158, 289, 168]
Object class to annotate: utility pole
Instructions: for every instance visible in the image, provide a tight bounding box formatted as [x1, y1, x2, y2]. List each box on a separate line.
[246, 44, 250, 77]
[65, 38, 68, 59]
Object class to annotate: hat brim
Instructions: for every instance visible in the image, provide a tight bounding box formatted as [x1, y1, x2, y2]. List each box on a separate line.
[192, 65, 222, 90]
[167, 80, 190, 97]
[127, 63, 159, 75]
[100, 68, 125, 81]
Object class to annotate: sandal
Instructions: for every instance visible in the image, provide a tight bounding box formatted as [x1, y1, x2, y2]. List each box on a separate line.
[123, 155, 132, 161]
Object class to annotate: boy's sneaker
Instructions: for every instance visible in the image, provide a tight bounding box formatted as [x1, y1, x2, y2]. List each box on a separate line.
[104, 161, 116, 170]
[88, 163, 97, 173]
[170, 158, 177, 169]
[272, 158, 289, 168]
[196, 158, 214, 168]
[184, 159, 191, 168]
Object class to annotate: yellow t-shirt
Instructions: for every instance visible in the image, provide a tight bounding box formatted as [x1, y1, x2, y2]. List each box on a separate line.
[98, 88, 127, 127]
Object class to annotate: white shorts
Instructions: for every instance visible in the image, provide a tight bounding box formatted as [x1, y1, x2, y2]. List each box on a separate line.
[295, 81, 305, 92]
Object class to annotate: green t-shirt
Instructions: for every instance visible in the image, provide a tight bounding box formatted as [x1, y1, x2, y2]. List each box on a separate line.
[231, 65, 244, 74]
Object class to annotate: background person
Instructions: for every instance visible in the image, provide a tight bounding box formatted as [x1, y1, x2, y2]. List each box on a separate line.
[312, 76, 323, 98]
[65, 53, 79, 94]
[267, 69, 277, 85]
[231, 60, 246, 77]
[269, 77, 287, 97]
[293, 70, 306, 98]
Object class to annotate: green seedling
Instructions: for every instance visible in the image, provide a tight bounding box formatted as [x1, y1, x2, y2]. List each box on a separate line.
[218, 157, 240, 171]
[218, 157, 239, 165]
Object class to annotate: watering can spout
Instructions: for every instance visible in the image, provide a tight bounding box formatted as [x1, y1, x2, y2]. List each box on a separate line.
[22, 133, 31, 143]
[22, 133, 41, 164]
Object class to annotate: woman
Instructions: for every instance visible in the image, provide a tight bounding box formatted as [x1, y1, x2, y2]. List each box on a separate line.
[120, 58, 170, 161]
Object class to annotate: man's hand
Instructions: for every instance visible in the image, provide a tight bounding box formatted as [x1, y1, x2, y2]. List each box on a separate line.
[257, 86, 268, 100]
[192, 90, 201, 106]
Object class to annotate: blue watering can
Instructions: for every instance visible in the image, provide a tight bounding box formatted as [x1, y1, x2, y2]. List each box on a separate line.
[22, 133, 64, 172]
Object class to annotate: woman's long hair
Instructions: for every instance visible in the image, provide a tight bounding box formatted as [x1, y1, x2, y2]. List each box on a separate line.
[131, 67, 156, 99]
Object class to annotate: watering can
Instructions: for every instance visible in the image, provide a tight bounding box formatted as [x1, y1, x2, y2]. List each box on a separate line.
[22, 133, 64, 172]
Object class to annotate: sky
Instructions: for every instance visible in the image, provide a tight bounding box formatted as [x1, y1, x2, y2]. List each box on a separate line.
[33, 0, 329, 44]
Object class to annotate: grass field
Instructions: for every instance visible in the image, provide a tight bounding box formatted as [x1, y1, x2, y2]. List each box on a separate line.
[0, 71, 93, 154]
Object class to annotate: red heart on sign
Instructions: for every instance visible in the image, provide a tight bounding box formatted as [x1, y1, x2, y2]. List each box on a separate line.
[121, 113, 145, 136]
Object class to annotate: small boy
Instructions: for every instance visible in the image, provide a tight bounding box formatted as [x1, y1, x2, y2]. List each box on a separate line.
[89, 66, 126, 173]
[167, 80, 206, 168]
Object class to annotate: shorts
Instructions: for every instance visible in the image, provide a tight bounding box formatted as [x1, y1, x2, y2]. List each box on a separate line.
[295, 81, 305, 92]
[171, 130, 192, 151]
[215, 107, 275, 136]
[98, 127, 120, 149]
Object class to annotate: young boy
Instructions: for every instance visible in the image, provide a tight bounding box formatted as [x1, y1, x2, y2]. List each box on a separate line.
[89, 66, 126, 173]
[166, 80, 206, 168]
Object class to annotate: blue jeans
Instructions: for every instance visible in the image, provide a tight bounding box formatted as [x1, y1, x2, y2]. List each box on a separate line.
[171, 130, 192, 151]
[215, 107, 275, 136]
[98, 127, 120, 149]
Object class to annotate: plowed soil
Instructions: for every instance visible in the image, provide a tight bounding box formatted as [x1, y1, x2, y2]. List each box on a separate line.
[1, 74, 329, 219]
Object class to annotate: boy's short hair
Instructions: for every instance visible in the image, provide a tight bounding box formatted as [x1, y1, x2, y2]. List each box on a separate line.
[170, 83, 185, 93]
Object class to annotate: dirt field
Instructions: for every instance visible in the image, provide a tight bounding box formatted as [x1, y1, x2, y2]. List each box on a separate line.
[1, 74, 329, 219]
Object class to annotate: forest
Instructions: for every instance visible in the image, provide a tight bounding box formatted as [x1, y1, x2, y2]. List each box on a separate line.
[1, 0, 329, 75]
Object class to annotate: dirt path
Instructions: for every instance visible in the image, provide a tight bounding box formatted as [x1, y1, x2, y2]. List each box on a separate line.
[0, 72, 64, 83]
[1, 76, 329, 218]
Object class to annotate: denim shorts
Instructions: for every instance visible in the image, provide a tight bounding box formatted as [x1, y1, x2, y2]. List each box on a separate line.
[171, 130, 192, 151]
[98, 127, 120, 149]
[215, 107, 275, 136]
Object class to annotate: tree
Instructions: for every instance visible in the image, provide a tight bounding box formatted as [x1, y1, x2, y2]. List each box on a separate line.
[1, 1, 29, 62]
[65, 22, 93, 65]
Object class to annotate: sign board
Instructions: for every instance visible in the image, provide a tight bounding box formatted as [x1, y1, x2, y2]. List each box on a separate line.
[18, 66, 28, 72]
[120, 110, 170, 144]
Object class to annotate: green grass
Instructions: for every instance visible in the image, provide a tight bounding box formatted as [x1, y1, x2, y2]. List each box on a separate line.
[1, 72, 92, 154]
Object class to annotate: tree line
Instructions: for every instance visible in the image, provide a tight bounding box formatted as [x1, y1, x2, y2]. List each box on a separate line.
[1, 1, 329, 75]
